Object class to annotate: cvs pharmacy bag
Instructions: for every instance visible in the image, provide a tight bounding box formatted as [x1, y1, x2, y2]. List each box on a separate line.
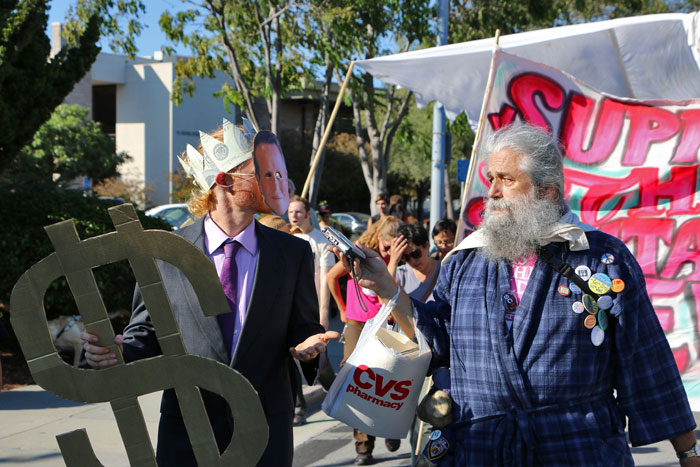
[322, 295, 431, 439]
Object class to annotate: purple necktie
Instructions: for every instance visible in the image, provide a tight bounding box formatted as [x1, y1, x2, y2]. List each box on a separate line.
[217, 240, 240, 358]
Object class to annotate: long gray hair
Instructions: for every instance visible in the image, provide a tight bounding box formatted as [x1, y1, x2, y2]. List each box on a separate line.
[482, 122, 565, 201]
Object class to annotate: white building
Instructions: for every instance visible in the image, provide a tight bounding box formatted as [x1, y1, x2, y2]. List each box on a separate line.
[52, 22, 236, 207]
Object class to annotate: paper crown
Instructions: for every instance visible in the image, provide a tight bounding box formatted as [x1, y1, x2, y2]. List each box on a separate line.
[178, 117, 258, 190]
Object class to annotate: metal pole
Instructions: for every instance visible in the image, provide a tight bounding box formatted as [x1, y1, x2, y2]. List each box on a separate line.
[430, 0, 449, 239]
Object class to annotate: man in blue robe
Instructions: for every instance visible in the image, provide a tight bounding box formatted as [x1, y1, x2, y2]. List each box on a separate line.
[335, 122, 699, 466]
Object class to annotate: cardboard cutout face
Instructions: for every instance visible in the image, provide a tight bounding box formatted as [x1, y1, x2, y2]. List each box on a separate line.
[253, 139, 289, 215]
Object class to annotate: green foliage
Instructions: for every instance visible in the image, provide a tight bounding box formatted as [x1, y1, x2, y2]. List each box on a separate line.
[332, 0, 433, 213]
[0, 184, 171, 322]
[63, 0, 146, 58]
[449, 0, 700, 42]
[390, 103, 473, 214]
[315, 133, 370, 212]
[159, 1, 308, 132]
[2, 104, 130, 187]
[0, 0, 101, 172]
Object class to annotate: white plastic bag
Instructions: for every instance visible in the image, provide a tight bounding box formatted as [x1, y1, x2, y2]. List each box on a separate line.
[322, 296, 431, 439]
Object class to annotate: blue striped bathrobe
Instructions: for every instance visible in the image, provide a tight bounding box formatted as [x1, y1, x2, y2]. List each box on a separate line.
[415, 230, 695, 466]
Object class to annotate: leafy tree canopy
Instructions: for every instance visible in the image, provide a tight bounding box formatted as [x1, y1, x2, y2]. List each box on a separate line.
[1, 104, 130, 187]
[0, 0, 101, 172]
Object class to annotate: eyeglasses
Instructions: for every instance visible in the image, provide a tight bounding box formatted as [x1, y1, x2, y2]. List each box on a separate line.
[435, 240, 454, 248]
[402, 249, 422, 262]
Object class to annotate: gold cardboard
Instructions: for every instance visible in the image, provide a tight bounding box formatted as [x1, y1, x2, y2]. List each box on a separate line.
[10, 204, 268, 466]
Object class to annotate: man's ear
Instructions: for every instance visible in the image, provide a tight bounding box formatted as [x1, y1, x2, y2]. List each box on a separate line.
[538, 186, 558, 201]
[305, 209, 311, 219]
[215, 172, 232, 187]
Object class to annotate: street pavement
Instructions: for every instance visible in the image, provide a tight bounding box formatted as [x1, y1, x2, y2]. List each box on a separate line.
[0, 311, 696, 466]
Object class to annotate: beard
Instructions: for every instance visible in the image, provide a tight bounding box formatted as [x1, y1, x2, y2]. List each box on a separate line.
[477, 191, 563, 263]
[235, 184, 270, 214]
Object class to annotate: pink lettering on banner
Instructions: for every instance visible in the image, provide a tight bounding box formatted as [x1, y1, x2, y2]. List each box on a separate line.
[672, 109, 700, 164]
[488, 104, 518, 131]
[563, 167, 700, 226]
[562, 93, 625, 164]
[622, 105, 680, 166]
[474, 62, 700, 378]
[508, 73, 565, 133]
[660, 219, 700, 281]
[599, 218, 675, 276]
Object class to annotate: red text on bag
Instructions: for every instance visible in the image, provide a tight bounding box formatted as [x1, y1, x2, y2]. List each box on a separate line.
[353, 365, 412, 401]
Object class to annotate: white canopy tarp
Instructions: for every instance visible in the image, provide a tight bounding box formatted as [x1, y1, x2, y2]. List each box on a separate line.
[355, 12, 700, 124]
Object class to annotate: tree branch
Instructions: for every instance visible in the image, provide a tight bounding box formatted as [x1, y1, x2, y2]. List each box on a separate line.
[205, 0, 260, 128]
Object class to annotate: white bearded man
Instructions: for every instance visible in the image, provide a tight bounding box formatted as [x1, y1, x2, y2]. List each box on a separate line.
[332, 122, 699, 466]
[82, 119, 338, 467]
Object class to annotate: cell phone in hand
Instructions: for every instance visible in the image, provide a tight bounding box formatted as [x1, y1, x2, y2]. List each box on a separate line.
[322, 226, 367, 261]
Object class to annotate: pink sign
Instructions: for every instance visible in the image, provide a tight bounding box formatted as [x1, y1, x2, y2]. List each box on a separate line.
[461, 50, 700, 391]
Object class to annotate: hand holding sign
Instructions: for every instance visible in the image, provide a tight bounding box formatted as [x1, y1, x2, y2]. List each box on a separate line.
[10, 204, 268, 466]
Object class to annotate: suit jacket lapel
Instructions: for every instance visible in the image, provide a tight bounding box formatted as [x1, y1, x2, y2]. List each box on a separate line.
[231, 222, 283, 366]
[177, 219, 229, 362]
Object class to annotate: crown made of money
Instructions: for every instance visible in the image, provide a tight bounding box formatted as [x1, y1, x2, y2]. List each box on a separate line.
[178, 117, 258, 190]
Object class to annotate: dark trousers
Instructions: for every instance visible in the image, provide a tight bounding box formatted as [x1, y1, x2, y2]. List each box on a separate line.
[155, 408, 294, 466]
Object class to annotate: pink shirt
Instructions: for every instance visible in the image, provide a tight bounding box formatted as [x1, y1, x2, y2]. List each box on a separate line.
[505, 255, 536, 330]
[204, 214, 258, 351]
[344, 257, 388, 322]
[345, 281, 382, 323]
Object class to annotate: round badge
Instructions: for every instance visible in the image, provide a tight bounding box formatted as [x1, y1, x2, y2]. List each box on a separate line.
[611, 278, 625, 293]
[582, 294, 598, 314]
[569, 282, 582, 294]
[591, 326, 605, 346]
[601, 253, 615, 264]
[575, 265, 592, 281]
[598, 309, 609, 331]
[572, 301, 585, 314]
[502, 292, 518, 311]
[588, 273, 612, 295]
[584, 314, 597, 329]
[597, 295, 613, 310]
[213, 142, 229, 160]
[430, 430, 442, 440]
[558, 285, 571, 297]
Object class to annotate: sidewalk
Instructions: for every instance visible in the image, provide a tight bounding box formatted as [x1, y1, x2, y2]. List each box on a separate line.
[1, 383, 695, 465]
[0, 383, 325, 466]
[0, 310, 694, 466]
[0, 313, 343, 466]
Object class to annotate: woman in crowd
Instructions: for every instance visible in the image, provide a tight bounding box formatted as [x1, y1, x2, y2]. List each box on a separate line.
[391, 223, 441, 302]
[326, 215, 402, 465]
[430, 217, 457, 260]
[388, 194, 407, 222]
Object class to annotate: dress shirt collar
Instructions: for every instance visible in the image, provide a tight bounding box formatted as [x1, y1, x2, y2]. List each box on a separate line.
[204, 213, 258, 256]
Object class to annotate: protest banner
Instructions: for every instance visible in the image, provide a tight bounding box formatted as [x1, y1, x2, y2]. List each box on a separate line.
[459, 49, 700, 399]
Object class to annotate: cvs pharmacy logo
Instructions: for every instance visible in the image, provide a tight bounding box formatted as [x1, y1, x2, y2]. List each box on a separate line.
[353, 365, 412, 401]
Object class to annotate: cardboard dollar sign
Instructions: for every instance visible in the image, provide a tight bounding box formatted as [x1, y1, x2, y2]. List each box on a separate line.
[9, 204, 268, 466]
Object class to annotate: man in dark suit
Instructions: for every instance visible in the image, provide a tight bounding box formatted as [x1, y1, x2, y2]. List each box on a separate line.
[83, 123, 337, 466]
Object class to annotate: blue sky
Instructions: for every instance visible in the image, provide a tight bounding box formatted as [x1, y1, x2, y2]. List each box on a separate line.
[47, 0, 190, 56]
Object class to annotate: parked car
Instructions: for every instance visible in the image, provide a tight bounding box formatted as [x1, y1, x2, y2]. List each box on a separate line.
[146, 203, 193, 230]
[331, 212, 370, 236]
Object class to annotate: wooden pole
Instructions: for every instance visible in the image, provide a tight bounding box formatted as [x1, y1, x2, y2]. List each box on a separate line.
[413, 375, 433, 456]
[301, 61, 355, 199]
[455, 30, 501, 241]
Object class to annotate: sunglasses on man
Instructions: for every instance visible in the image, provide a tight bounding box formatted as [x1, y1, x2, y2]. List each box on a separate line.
[402, 249, 422, 262]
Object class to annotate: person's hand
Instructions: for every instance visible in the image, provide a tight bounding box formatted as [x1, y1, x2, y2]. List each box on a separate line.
[320, 315, 329, 331]
[289, 330, 340, 361]
[329, 242, 397, 298]
[680, 457, 700, 466]
[80, 331, 123, 368]
[389, 235, 408, 264]
[339, 308, 347, 323]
